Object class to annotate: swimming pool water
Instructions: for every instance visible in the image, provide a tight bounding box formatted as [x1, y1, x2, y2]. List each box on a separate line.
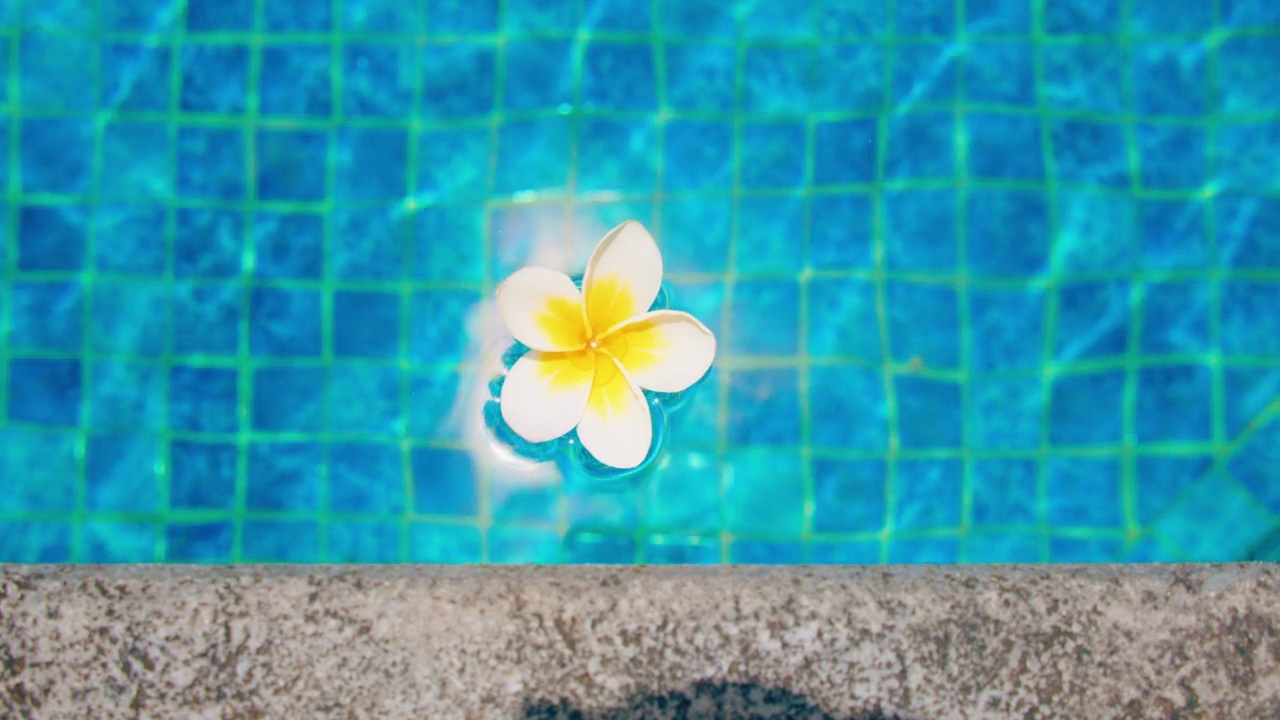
[0, 0, 1278, 564]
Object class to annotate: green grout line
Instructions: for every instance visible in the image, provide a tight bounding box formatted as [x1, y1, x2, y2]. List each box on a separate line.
[398, 0, 421, 567]
[1205, 0, 1228, 460]
[315, 0, 336, 564]
[1117, 0, 1142, 555]
[954, 0, 974, 563]
[0, 20, 19, 427]
[796, 86, 815, 563]
[232, 0, 252, 564]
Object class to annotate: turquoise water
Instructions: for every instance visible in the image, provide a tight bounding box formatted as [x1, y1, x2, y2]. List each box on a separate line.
[0, 0, 1278, 564]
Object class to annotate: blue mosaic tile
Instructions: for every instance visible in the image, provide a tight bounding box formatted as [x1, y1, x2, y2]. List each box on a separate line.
[1053, 281, 1131, 363]
[415, 126, 490, 203]
[819, 0, 888, 37]
[252, 366, 325, 433]
[86, 433, 161, 513]
[1139, 199, 1209, 270]
[886, 281, 961, 368]
[328, 363, 403, 437]
[94, 205, 168, 274]
[19, 31, 94, 112]
[409, 522, 484, 563]
[329, 211, 406, 282]
[1217, 195, 1280, 269]
[810, 365, 889, 451]
[809, 193, 874, 271]
[889, 42, 956, 106]
[810, 540, 882, 564]
[645, 450, 719, 532]
[971, 458, 1038, 526]
[1216, 121, 1280, 192]
[808, 278, 880, 361]
[1222, 0, 1280, 26]
[421, 42, 496, 119]
[1224, 367, 1280, 439]
[331, 291, 401, 361]
[966, 0, 1030, 34]
[740, 122, 806, 190]
[1120, 536, 1182, 563]
[8, 280, 84, 352]
[966, 113, 1045, 181]
[1132, 43, 1208, 117]
[883, 189, 957, 272]
[87, 361, 165, 432]
[663, 119, 733, 193]
[656, 0, 732, 36]
[172, 282, 241, 357]
[179, 44, 249, 114]
[237, 214, 302, 273]
[410, 448, 477, 516]
[256, 130, 328, 202]
[812, 459, 886, 533]
[100, 43, 171, 113]
[502, 0, 577, 31]
[1229, 420, 1280, 514]
[8, 358, 82, 427]
[1136, 125, 1206, 191]
[1221, 281, 1280, 357]
[964, 41, 1035, 106]
[664, 366, 720, 449]
[0, 522, 72, 563]
[731, 541, 805, 564]
[90, 281, 171, 357]
[969, 287, 1046, 373]
[663, 43, 735, 113]
[818, 43, 888, 111]
[1151, 474, 1271, 561]
[582, 41, 657, 112]
[242, 520, 320, 563]
[1217, 37, 1280, 114]
[341, 43, 416, 118]
[743, 46, 814, 115]
[176, 126, 246, 200]
[727, 280, 801, 356]
[896, 459, 964, 531]
[259, 44, 333, 117]
[487, 202, 569, 277]
[889, 537, 960, 564]
[735, 196, 805, 275]
[1044, 0, 1121, 34]
[245, 442, 322, 511]
[1048, 370, 1125, 446]
[328, 442, 405, 515]
[169, 440, 237, 511]
[740, 0, 814, 38]
[1140, 280, 1211, 355]
[169, 366, 237, 434]
[1134, 454, 1212, 525]
[334, 127, 408, 203]
[965, 189, 1051, 277]
[342, 0, 425, 32]
[249, 287, 323, 357]
[566, 486, 638, 532]
[100, 122, 173, 199]
[21, 118, 94, 195]
[658, 197, 730, 274]
[886, 113, 955, 181]
[562, 533, 635, 564]
[491, 525, 561, 564]
[812, 119, 877, 186]
[20, 0, 93, 30]
[1052, 191, 1137, 273]
[895, 377, 964, 449]
[16, 205, 83, 271]
[1128, 0, 1214, 33]
[493, 117, 572, 195]
[165, 522, 233, 563]
[413, 205, 487, 283]
[724, 448, 805, 536]
[186, 0, 252, 31]
[266, 0, 333, 31]
[328, 522, 401, 563]
[1045, 458, 1123, 527]
[896, 0, 953, 36]
[969, 376, 1043, 450]
[576, 117, 659, 195]
[726, 368, 802, 446]
[966, 532, 1040, 563]
[1136, 365, 1214, 444]
[644, 535, 721, 564]
[0, 428, 78, 512]
[1051, 120, 1131, 188]
[102, 0, 173, 31]
[1042, 43, 1124, 113]
[1049, 537, 1124, 563]
[407, 289, 477, 364]
[490, 479, 558, 526]
[82, 521, 157, 563]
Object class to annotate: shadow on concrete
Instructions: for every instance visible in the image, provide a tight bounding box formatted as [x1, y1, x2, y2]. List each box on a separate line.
[522, 680, 907, 719]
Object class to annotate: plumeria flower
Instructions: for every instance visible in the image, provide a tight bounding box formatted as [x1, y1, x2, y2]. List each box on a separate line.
[496, 221, 717, 470]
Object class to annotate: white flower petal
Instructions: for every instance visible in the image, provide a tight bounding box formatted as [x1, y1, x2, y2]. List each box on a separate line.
[581, 220, 664, 335]
[500, 351, 595, 443]
[496, 267, 588, 352]
[601, 310, 717, 393]
[576, 354, 652, 470]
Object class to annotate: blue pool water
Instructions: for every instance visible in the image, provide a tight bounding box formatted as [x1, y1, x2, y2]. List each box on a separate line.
[0, 0, 1278, 564]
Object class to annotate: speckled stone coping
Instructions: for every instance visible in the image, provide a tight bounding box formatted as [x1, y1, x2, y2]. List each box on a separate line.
[2, 565, 1278, 719]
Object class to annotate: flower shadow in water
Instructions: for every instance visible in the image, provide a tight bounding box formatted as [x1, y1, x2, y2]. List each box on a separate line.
[483, 276, 711, 487]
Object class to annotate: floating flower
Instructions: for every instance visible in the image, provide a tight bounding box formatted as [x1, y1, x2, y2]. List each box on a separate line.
[495, 221, 716, 469]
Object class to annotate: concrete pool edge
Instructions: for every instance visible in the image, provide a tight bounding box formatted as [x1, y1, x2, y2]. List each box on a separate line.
[1, 564, 1277, 719]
